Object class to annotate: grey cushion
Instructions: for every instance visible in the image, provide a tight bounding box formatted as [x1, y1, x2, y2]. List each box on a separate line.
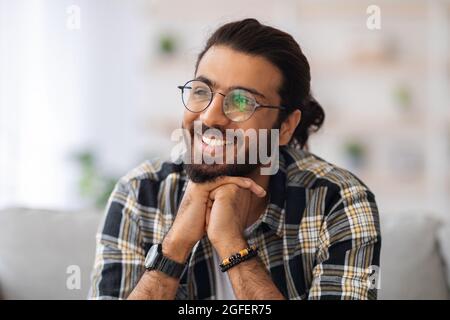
[437, 224, 450, 292]
[0, 208, 101, 300]
[1, 208, 449, 299]
[379, 212, 449, 299]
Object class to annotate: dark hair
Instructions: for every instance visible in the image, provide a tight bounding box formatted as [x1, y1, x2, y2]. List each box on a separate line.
[195, 18, 325, 149]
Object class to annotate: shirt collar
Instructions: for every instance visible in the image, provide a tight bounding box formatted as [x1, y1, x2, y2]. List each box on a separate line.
[257, 147, 288, 238]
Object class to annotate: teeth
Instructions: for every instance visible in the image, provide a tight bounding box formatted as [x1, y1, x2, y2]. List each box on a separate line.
[202, 135, 233, 147]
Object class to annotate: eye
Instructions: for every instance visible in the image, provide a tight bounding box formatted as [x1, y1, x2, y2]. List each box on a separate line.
[194, 88, 208, 96]
[232, 94, 251, 111]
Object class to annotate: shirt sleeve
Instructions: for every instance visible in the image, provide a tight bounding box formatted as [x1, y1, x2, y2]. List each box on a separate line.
[308, 185, 381, 300]
[88, 178, 146, 299]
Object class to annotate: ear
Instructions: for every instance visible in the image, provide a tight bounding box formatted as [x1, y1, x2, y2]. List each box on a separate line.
[279, 109, 301, 146]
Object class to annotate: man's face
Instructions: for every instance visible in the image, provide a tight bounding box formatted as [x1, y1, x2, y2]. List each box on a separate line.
[182, 45, 283, 182]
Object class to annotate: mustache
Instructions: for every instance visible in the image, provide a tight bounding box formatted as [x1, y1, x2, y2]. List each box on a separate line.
[184, 123, 227, 137]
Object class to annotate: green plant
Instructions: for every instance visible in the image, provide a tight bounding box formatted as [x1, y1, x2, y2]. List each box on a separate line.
[393, 85, 412, 111]
[73, 151, 118, 209]
[343, 141, 367, 168]
[159, 34, 177, 55]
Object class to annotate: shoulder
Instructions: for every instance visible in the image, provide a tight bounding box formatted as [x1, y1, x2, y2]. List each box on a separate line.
[281, 146, 377, 209]
[120, 159, 184, 185]
[112, 159, 185, 208]
[281, 146, 380, 244]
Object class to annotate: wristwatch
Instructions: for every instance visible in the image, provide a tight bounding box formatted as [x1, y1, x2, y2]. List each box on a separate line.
[144, 243, 187, 279]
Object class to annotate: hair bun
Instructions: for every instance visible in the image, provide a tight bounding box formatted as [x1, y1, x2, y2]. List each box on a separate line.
[294, 94, 325, 148]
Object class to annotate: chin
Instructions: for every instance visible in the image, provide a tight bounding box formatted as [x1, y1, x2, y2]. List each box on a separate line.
[184, 162, 259, 183]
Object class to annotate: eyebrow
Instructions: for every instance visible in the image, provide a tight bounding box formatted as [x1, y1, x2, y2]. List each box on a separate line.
[194, 75, 267, 99]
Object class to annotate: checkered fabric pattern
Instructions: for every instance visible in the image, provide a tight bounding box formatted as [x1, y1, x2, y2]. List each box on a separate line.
[89, 145, 381, 300]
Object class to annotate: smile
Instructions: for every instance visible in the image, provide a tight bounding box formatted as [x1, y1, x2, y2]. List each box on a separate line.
[201, 135, 234, 147]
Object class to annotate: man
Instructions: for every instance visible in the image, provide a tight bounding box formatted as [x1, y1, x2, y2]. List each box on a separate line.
[89, 18, 381, 300]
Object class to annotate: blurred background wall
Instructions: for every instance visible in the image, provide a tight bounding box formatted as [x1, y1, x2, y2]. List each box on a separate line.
[0, 0, 449, 219]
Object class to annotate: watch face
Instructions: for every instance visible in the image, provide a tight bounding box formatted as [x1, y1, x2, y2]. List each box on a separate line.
[145, 244, 159, 268]
[144, 243, 186, 278]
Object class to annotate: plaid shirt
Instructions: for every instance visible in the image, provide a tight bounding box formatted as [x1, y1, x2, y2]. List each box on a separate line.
[89, 145, 381, 300]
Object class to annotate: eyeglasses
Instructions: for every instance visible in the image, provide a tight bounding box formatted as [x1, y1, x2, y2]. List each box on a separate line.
[177, 79, 285, 122]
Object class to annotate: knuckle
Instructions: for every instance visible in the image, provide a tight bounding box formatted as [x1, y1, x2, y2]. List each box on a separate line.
[225, 184, 240, 194]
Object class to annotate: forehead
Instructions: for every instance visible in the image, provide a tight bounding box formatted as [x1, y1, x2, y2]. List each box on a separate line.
[196, 45, 282, 100]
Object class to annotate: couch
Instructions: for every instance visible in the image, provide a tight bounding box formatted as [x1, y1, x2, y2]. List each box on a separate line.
[0, 208, 449, 299]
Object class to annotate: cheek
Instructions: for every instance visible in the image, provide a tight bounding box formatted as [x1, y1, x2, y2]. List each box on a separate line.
[243, 110, 278, 131]
[182, 110, 199, 128]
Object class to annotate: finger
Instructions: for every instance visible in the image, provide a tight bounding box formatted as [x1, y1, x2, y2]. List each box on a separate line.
[205, 176, 250, 190]
[205, 199, 212, 229]
[208, 187, 221, 200]
[237, 178, 266, 197]
[247, 181, 266, 197]
[209, 184, 265, 202]
[207, 176, 266, 197]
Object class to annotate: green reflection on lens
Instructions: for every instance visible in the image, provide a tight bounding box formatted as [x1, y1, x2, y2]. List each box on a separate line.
[232, 92, 248, 112]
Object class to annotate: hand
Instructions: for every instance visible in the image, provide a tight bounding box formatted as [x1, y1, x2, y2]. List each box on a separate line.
[162, 176, 264, 263]
[205, 182, 266, 257]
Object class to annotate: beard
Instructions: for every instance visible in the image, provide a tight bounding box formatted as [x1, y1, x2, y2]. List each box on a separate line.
[185, 161, 259, 183]
[182, 122, 264, 183]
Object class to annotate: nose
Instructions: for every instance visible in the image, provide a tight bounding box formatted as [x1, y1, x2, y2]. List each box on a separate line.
[199, 92, 230, 128]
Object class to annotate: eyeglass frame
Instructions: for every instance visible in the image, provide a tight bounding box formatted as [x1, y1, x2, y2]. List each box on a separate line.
[177, 79, 286, 122]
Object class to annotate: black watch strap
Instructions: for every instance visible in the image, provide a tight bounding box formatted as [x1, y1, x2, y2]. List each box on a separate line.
[145, 244, 187, 279]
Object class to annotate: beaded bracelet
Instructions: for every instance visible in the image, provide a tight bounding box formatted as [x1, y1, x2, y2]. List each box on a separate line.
[219, 245, 258, 272]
